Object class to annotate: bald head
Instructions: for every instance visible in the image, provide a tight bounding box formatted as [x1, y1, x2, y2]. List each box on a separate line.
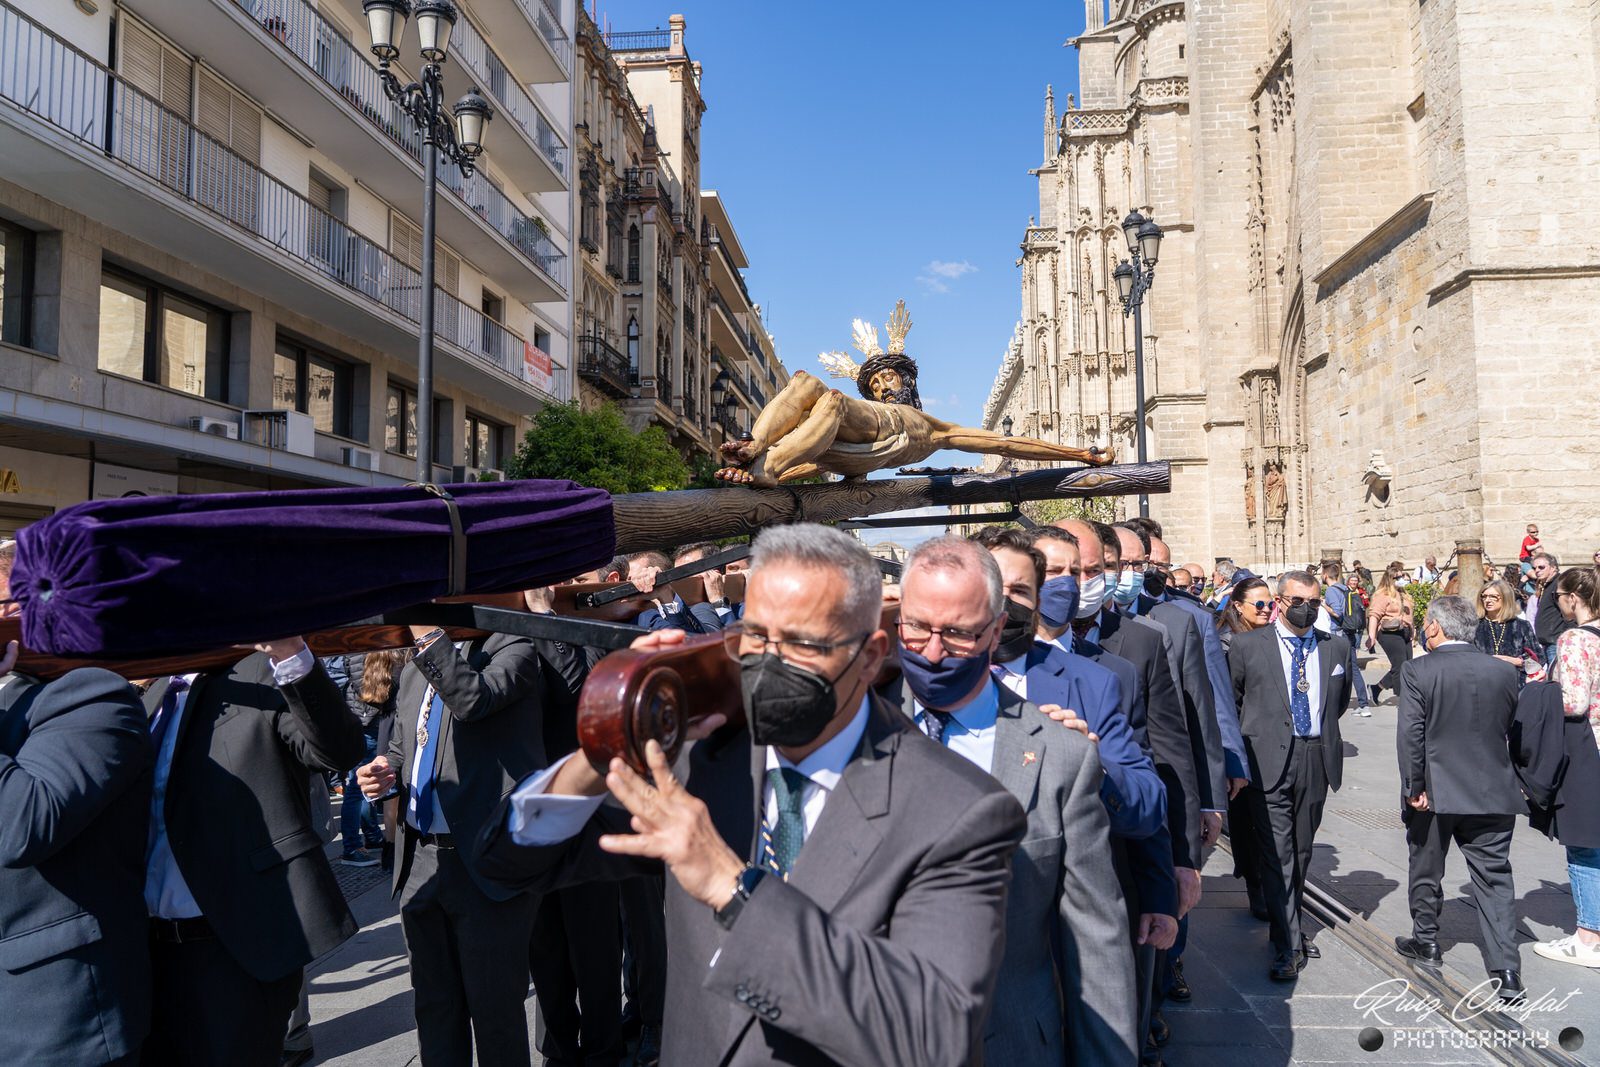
[1113, 526, 1145, 567]
[1054, 520, 1109, 581]
[1149, 537, 1171, 566]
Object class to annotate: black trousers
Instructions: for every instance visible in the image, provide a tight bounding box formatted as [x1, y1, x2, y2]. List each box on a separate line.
[142, 927, 301, 1067]
[619, 874, 667, 1027]
[529, 883, 625, 1067]
[399, 836, 540, 1067]
[1376, 630, 1413, 692]
[1228, 788, 1261, 883]
[1406, 812, 1520, 971]
[1247, 737, 1329, 957]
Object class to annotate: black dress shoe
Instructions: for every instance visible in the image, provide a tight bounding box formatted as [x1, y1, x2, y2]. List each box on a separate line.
[1246, 880, 1270, 922]
[1395, 935, 1443, 963]
[1269, 951, 1303, 982]
[1301, 936, 1321, 959]
[1167, 959, 1192, 1002]
[1150, 1011, 1171, 1047]
[1491, 969, 1526, 1002]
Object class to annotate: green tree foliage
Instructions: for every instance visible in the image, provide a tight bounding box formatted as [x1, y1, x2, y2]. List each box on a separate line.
[1021, 496, 1121, 527]
[1409, 581, 1438, 635]
[504, 402, 688, 494]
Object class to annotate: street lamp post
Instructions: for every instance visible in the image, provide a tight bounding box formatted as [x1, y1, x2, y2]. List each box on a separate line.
[1113, 210, 1163, 518]
[361, 0, 493, 483]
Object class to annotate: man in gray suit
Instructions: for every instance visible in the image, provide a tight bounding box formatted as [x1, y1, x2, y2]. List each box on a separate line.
[473, 523, 1028, 1066]
[1396, 595, 1526, 1000]
[1230, 570, 1353, 981]
[898, 535, 1136, 1065]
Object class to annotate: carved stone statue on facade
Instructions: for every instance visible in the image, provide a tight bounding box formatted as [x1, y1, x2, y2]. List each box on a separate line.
[716, 301, 1111, 486]
[1244, 466, 1258, 524]
[1264, 462, 1288, 520]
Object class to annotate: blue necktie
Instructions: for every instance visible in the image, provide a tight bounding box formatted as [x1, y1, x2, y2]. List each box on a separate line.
[413, 689, 445, 833]
[1290, 636, 1314, 736]
[761, 767, 808, 880]
[150, 677, 188, 751]
[920, 709, 952, 744]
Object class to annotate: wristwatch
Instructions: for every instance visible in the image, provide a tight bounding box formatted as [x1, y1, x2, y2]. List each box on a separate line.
[712, 597, 732, 610]
[414, 627, 446, 648]
[714, 865, 766, 929]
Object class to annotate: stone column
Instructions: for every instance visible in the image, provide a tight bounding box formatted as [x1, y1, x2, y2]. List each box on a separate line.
[1455, 539, 1483, 604]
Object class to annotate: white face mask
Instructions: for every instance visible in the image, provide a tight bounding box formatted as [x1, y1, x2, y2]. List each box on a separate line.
[1076, 574, 1108, 619]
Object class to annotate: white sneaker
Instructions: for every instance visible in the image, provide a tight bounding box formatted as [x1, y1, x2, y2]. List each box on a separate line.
[1357, 708, 1373, 717]
[1532, 934, 1600, 968]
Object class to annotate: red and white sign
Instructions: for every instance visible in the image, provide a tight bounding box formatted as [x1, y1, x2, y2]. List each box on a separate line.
[523, 342, 554, 395]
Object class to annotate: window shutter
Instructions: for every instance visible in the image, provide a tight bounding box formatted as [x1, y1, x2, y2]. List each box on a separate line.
[120, 20, 163, 99]
[195, 68, 230, 143]
[439, 249, 460, 297]
[307, 175, 334, 214]
[391, 212, 421, 271]
[230, 94, 261, 165]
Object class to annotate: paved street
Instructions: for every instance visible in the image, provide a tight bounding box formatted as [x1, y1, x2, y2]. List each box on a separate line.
[303, 651, 1600, 1066]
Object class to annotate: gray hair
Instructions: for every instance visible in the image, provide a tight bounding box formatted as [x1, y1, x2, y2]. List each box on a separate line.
[750, 523, 882, 633]
[1215, 560, 1238, 582]
[903, 535, 1004, 617]
[1276, 569, 1318, 595]
[1533, 551, 1559, 570]
[1426, 595, 1479, 642]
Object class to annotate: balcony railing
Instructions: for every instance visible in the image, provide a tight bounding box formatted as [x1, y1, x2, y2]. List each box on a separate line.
[228, 0, 568, 294]
[682, 390, 697, 424]
[604, 29, 672, 51]
[577, 334, 631, 397]
[451, 11, 567, 180]
[0, 1, 550, 397]
[519, 0, 572, 74]
[747, 376, 767, 408]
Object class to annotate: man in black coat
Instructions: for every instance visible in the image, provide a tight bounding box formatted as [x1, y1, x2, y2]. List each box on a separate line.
[359, 593, 547, 1067]
[139, 636, 364, 1066]
[0, 647, 151, 1067]
[1396, 595, 1526, 999]
[1230, 570, 1352, 982]
[1529, 553, 1573, 656]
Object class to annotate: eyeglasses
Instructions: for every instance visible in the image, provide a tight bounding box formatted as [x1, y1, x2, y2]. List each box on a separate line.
[1277, 595, 1323, 609]
[722, 625, 866, 668]
[1246, 600, 1271, 612]
[897, 616, 995, 655]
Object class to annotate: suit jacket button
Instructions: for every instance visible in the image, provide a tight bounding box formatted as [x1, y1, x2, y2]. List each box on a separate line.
[767, 1007, 781, 1021]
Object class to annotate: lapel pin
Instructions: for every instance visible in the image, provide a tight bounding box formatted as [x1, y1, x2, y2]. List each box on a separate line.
[1022, 751, 1037, 766]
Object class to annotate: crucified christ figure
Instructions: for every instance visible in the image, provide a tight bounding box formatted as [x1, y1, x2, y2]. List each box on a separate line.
[716, 365, 1110, 486]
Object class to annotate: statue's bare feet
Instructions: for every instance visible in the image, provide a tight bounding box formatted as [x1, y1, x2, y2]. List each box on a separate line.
[715, 466, 755, 484]
[719, 439, 755, 467]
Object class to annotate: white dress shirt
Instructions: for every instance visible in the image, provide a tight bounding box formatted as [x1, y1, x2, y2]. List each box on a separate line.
[146, 647, 315, 918]
[912, 679, 1002, 776]
[1271, 619, 1323, 738]
[508, 697, 874, 847]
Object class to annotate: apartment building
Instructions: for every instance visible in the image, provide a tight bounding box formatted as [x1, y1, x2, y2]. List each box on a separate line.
[0, 0, 574, 536]
[571, 11, 785, 467]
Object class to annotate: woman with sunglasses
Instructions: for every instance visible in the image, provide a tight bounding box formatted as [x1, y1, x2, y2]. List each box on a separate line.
[1474, 580, 1540, 673]
[1366, 569, 1414, 705]
[1217, 577, 1274, 650]
[1216, 576, 1273, 920]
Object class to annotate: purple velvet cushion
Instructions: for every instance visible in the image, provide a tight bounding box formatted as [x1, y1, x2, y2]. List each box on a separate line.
[11, 480, 614, 658]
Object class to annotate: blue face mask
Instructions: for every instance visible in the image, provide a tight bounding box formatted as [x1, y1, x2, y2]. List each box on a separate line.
[1112, 567, 1143, 607]
[1038, 575, 1081, 629]
[900, 646, 992, 711]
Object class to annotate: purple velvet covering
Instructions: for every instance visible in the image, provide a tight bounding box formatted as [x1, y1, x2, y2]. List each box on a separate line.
[11, 480, 615, 658]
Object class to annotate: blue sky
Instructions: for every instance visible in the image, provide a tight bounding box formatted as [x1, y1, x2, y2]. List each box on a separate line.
[596, 0, 1088, 539]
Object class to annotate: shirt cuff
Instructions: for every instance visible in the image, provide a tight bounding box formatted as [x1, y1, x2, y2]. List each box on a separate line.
[271, 646, 316, 686]
[507, 753, 607, 846]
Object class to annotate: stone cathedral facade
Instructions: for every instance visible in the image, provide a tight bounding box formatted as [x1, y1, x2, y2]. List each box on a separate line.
[984, 0, 1600, 568]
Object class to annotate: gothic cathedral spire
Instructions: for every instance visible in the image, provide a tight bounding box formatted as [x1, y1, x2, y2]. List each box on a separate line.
[1043, 84, 1057, 164]
[1085, 0, 1104, 32]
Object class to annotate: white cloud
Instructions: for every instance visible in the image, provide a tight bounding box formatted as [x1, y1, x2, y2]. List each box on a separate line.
[916, 259, 978, 293]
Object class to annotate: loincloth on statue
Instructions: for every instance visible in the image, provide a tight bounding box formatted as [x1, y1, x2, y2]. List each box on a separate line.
[814, 403, 931, 475]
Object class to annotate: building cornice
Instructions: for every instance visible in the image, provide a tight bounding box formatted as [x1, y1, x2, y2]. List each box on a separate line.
[1427, 262, 1600, 302]
[1311, 191, 1435, 291]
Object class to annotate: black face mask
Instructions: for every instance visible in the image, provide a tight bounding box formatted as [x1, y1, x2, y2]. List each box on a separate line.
[1284, 601, 1319, 630]
[740, 644, 864, 748]
[1143, 570, 1168, 598]
[995, 598, 1037, 663]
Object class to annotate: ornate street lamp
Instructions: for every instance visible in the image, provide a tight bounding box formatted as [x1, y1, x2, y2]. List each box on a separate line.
[1114, 210, 1163, 517]
[361, 0, 492, 482]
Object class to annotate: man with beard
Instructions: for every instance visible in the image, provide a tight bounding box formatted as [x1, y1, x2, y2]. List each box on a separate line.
[475, 523, 1027, 1066]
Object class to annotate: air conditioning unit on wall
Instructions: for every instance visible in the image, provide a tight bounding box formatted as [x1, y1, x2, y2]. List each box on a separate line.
[189, 415, 240, 440]
[341, 447, 375, 470]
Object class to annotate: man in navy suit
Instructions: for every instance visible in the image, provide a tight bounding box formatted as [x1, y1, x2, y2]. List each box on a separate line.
[0, 640, 152, 1067]
[631, 547, 732, 633]
[971, 526, 1166, 843]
